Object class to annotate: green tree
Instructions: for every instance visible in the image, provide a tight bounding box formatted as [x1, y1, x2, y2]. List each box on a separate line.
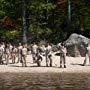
[0, 0, 89, 43]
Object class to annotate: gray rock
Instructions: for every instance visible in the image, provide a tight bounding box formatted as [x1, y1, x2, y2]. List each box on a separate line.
[52, 45, 59, 52]
[65, 33, 90, 57]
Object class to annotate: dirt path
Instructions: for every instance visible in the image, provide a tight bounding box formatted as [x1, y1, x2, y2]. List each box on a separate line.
[0, 55, 90, 73]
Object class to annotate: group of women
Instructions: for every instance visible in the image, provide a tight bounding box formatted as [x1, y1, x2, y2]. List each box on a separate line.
[0, 42, 67, 67]
[0, 42, 89, 68]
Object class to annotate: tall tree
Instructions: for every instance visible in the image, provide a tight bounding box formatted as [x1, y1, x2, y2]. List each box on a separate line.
[22, 0, 27, 43]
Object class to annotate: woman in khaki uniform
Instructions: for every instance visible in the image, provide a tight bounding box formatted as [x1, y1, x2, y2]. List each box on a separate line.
[5, 44, 10, 65]
[21, 45, 27, 67]
[59, 43, 67, 68]
[45, 43, 52, 67]
[12, 45, 18, 64]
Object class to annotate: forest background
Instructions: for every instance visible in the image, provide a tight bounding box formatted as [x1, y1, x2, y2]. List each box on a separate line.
[0, 0, 90, 44]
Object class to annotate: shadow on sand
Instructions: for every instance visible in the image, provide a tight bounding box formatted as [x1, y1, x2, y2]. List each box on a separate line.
[8, 64, 59, 68]
[71, 63, 86, 66]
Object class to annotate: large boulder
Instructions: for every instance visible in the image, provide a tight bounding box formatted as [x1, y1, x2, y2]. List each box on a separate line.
[65, 33, 90, 57]
[52, 45, 59, 52]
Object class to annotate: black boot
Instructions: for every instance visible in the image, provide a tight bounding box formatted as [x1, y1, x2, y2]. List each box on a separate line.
[60, 65, 62, 68]
[64, 65, 66, 68]
[82, 64, 85, 66]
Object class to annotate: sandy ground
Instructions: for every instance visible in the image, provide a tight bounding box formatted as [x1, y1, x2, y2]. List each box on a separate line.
[0, 54, 90, 73]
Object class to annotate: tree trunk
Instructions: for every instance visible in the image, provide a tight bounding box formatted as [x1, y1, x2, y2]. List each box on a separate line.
[67, 0, 71, 37]
[46, 0, 49, 25]
[22, 0, 27, 44]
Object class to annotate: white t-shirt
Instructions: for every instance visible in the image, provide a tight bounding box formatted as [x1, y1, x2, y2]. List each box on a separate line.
[6, 48, 10, 54]
[22, 48, 27, 55]
[60, 46, 67, 56]
[32, 45, 38, 53]
[18, 46, 22, 50]
[1, 46, 4, 53]
[9, 45, 13, 52]
[13, 48, 18, 53]
[46, 45, 52, 55]
[18, 46, 23, 54]
[47, 45, 52, 50]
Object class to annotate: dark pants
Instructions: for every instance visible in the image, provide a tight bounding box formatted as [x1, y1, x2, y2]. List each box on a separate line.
[22, 55, 27, 67]
[32, 52, 37, 63]
[0, 55, 3, 64]
[36, 55, 42, 66]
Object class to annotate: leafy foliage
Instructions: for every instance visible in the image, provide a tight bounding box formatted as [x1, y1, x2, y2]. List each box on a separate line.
[0, 0, 89, 43]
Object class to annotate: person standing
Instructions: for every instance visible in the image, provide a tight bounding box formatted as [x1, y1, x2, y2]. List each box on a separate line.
[17, 43, 23, 63]
[9, 43, 13, 59]
[21, 44, 27, 67]
[1, 42, 5, 60]
[45, 43, 52, 67]
[12, 45, 18, 64]
[5, 44, 10, 65]
[0, 44, 4, 64]
[82, 43, 90, 66]
[36, 47, 43, 66]
[32, 42, 38, 63]
[59, 43, 67, 68]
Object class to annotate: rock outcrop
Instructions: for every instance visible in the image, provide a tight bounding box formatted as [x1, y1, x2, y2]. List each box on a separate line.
[65, 33, 90, 57]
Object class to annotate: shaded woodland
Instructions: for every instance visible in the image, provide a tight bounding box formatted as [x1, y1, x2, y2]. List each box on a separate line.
[0, 0, 90, 44]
